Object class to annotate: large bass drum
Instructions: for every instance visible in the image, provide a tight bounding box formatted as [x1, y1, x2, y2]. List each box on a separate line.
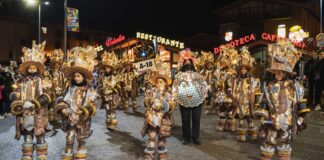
[173, 71, 207, 107]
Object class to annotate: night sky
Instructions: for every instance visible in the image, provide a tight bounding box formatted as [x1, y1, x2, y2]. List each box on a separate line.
[0, 0, 236, 39]
[0, 0, 314, 39]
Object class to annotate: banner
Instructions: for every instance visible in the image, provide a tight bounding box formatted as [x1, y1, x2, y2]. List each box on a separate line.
[66, 7, 79, 32]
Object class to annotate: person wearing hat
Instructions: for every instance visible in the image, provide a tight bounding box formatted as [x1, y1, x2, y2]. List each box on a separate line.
[172, 49, 208, 145]
[54, 46, 98, 160]
[120, 52, 139, 113]
[254, 40, 310, 160]
[10, 41, 52, 160]
[43, 49, 67, 121]
[214, 46, 238, 132]
[232, 47, 261, 142]
[142, 67, 175, 160]
[97, 52, 121, 130]
[199, 51, 217, 115]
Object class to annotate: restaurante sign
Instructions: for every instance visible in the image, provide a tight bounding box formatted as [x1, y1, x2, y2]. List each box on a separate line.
[136, 32, 185, 49]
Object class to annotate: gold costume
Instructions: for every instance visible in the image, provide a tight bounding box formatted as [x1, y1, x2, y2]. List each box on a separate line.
[254, 40, 310, 160]
[46, 49, 67, 121]
[142, 65, 175, 160]
[214, 46, 238, 132]
[120, 52, 139, 113]
[10, 41, 52, 160]
[197, 51, 216, 114]
[232, 47, 260, 141]
[98, 52, 121, 129]
[54, 46, 98, 160]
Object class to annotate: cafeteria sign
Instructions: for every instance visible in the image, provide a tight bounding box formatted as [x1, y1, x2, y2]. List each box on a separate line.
[66, 7, 79, 32]
[136, 32, 185, 49]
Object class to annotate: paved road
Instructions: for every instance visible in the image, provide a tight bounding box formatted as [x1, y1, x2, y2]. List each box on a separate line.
[0, 96, 323, 160]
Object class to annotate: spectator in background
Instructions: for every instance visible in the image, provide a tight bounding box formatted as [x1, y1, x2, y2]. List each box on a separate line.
[0, 74, 4, 119]
[305, 52, 318, 109]
[314, 50, 324, 111]
[2, 67, 14, 117]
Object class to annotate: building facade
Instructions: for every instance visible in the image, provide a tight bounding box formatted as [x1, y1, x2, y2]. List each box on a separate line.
[0, 15, 110, 64]
[214, 0, 320, 61]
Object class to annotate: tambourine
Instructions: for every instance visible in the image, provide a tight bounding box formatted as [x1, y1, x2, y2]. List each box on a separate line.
[10, 99, 42, 115]
[78, 106, 90, 121]
[10, 100, 24, 115]
[87, 102, 97, 117]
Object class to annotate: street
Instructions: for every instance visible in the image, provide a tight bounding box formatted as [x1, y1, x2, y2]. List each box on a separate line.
[0, 96, 324, 160]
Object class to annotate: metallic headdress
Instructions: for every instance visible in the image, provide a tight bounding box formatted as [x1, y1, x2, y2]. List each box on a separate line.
[217, 45, 239, 69]
[267, 39, 301, 75]
[178, 48, 196, 67]
[65, 46, 98, 80]
[101, 51, 119, 68]
[238, 46, 254, 70]
[19, 40, 47, 74]
[48, 49, 64, 66]
[150, 52, 172, 86]
[201, 51, 214, 64]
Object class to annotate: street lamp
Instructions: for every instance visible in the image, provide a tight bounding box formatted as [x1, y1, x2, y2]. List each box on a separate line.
[23, 0, 50, 43]
[25, 0, 37, 6]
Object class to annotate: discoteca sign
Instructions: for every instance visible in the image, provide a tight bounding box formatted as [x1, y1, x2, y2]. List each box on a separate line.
[136, 32, 185, 49]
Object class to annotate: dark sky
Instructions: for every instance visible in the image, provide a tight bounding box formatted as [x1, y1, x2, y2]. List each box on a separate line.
[1, 0, 237, 39]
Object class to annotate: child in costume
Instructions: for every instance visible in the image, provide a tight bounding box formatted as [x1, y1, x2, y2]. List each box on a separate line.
[54, 46, 98, 160]
[255, 40, 310, 160]
[10, 41, 52, 160]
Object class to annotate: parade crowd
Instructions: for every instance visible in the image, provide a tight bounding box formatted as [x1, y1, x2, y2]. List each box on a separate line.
[0, 38, 323, 160]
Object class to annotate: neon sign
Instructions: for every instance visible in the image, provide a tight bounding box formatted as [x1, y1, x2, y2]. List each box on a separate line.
[214, 34, 256, 54]
[136, 32, 185, 49]
[261, 33, 305, 48]
[105, 35, 125, 47]
[214, 33, 306, 54]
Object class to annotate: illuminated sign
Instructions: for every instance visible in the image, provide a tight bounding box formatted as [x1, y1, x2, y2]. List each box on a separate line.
[214, 33, 306, 54]
[136, 32, 185, 49]
[261, 33, 305, 48]
[214, 34, 256, 54]
[133, 58, 155, 71]
[225, 32, 233, 41]
[105, 35, 125, 47]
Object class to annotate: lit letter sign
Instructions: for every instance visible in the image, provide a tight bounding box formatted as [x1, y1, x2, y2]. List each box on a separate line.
[136, 32, 185, 49]
[105, 34, 126, 47]
[214, 33, 306, 54]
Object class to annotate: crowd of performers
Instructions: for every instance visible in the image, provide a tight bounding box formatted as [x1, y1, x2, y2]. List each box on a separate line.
[7, 39, 314, 160]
